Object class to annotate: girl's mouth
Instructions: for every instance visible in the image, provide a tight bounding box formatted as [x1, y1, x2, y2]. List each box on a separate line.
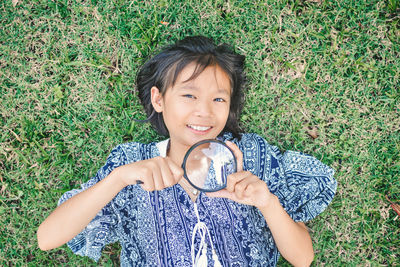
[187, 124, 212, 133]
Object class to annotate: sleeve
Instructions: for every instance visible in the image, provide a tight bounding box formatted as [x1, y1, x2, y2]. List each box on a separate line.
[240, 133, 337, 222]
[57, 144, 128, 262]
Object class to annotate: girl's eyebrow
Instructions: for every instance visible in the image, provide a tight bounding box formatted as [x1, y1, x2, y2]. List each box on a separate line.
[177, 85, 231, 95]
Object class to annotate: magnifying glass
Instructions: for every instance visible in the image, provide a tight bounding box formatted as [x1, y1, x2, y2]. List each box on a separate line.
[181, 139, 237, 192]
[136, 139, 237, 192]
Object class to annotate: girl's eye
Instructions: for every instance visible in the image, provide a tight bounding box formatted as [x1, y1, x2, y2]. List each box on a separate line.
[183, 94, 195, 99]
[214, 98, 226, 102]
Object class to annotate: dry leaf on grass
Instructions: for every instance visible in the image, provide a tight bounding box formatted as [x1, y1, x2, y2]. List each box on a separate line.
[306, 126, 319, 139]
[9, 129, 22, 142]
[386, 195, 400, 217]
[1, 184, 6, 194]
[12, 0, 18, 7]
[93, 8, 101, 21]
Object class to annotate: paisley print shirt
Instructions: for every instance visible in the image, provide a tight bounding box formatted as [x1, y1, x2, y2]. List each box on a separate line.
[59, 133, 337, 266]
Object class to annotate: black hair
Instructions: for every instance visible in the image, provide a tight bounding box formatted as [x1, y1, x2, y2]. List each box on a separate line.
[136, 36, 246, 138]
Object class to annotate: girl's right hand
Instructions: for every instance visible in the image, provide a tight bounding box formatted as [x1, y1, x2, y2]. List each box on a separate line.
[116, 157, 183, 191]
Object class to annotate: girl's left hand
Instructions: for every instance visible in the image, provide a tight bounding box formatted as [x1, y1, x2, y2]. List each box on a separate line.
[206, 141, 274, 210]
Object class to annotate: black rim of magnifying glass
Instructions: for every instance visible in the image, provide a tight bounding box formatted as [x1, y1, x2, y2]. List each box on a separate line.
[181, 139, 237, 193]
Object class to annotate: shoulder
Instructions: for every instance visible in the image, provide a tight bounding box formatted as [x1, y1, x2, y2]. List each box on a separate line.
[110, 141, 159, 163]
[221, 132, 266, 144]
[221, 132, 279, 157]
[221, 132, 280, 174]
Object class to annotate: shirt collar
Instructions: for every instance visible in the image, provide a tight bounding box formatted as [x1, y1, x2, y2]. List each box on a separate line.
[156, 139, 170, 157]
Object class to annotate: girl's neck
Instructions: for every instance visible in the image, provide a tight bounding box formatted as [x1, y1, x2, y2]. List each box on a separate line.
[167, 139, 200, 202]
[166, 139, 190, 167]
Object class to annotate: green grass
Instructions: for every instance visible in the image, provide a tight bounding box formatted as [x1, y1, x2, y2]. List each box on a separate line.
[1, 0, 399, 265]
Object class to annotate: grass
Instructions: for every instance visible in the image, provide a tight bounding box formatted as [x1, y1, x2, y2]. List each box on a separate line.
[1, 0, 399, 265]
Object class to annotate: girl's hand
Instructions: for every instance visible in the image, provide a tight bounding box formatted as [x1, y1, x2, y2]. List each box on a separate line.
[116, 157, 183, 191]
[206, 141, 273, 209]
[209, 142, 314, 266]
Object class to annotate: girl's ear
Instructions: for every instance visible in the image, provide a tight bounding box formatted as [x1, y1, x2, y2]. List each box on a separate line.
[151, 86, 163, 113]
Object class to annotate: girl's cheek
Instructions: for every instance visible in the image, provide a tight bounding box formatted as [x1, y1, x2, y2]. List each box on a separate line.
[219, 104, 230, 116]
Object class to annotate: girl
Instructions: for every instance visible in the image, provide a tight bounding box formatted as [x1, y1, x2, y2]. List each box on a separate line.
[37, 36, 336, 266]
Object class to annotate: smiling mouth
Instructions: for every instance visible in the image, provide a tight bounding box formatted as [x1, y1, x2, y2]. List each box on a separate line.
[187, 124, 212, 132]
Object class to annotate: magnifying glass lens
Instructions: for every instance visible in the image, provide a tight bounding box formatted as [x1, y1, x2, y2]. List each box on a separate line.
[183, 140, 236, 192]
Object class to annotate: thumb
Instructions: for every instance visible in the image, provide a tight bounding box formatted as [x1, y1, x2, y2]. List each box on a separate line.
[225, 141, 243, 172]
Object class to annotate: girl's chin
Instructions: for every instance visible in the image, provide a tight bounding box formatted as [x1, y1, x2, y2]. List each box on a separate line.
[172, 136, 211, 149]
[170, 129, 222, 147]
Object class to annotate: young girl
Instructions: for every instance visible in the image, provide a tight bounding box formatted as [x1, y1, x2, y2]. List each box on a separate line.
[37, 36, 337, 266]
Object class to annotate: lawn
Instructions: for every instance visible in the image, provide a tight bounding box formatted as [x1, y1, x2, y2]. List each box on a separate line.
[1, 0, 399, 266]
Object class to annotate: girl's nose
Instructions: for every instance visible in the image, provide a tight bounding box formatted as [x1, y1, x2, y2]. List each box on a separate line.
[194, 99, 213, 117]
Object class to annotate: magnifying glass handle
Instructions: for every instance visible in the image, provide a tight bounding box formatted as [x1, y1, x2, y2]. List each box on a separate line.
[136, 180, 143, 185]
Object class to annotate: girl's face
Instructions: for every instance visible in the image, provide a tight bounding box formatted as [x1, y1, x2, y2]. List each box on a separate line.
[151, 63, 231, 155]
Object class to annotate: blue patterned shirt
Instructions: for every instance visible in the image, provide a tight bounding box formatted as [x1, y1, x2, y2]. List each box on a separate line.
[59, 133, 336, 266]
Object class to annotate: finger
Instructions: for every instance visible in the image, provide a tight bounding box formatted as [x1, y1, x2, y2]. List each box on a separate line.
[139, 166, 155, 191]
[206, 189, 234, 199]
[234, 178, 251, 200]
[165, 157, 184, 183]
[225, 171, 250, 193]
[234, 175, 259, 199]
[157, 158, 175, 188]
[206, 189, 245, 204]
[225, 141, 243, 172]
[151, 159, 165, 190]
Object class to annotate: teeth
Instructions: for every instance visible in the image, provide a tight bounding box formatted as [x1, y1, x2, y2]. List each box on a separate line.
[188, 125, 211, 131]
